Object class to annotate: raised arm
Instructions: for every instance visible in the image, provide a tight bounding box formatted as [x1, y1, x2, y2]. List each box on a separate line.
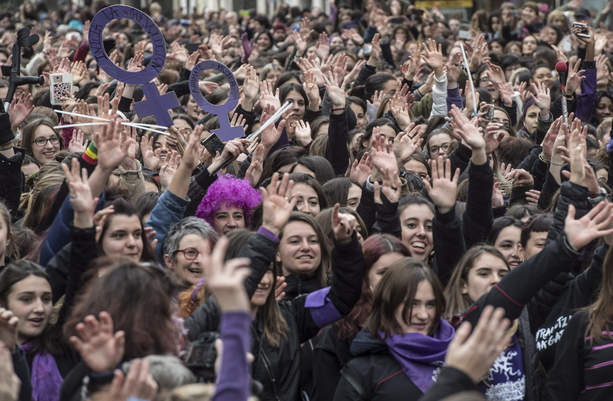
[294, 204, 364, 342]
[453, 201, 613, 328]
[425, 156, 464, 287]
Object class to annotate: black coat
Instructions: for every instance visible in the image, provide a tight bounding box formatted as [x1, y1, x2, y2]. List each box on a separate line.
[185, 231, 364, 401]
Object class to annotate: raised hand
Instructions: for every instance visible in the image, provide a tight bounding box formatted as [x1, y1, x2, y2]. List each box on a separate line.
[315, 32, 330, 60]
[62, 158, 97, 228]
[109, 359, 158, 401]
[566, 58, 586, 95]
[208, 236, 252, 312]
[260, 104, 286, 152]
[71, 60, 87, 86]
[421, 38, 444, 77]
[483, 122, 505, 155]
[259, 81, 281, 112]
[0, 308, 18, 352]
[531, 82, 551, 118]
[140, 134, 162, 171]
[292, 30, 308, 56]
[496, 81, 513, 107]
[401, 55, 420, 81]
[245, 143, 265, 187]
[303, 71, 321, 112]
[565, 202, 613, 251]
[242, 65, 260, 111]
[422, 156, 460, 214]
[295, 120, 312, 147]
[69, 311, 125, 373]
[374, 167, 402, 204]
[68, 130, 89, 154]
[369, 90, 385, 110]
[449, 105, 485, 154]
[368, 33, 382, 66]
[170, 41, 188, 64]
[8, 92, 34, 130]
[260, 173, 298, 236]
[540, 118, 561, 161]
[331, 203, 357, 244]
[96, 118, 133, 172]
[485, 60, 505, 85]
[0, 340, 20, 400]
[505, 168, 534, 187]
[370, 132, 399, 175]
[159, 150, 181, 191]
[445, 306, 511, 383]
[393, 123, 423, 162]
[350, 152, 373, 186]
[323, 71, 346, 109]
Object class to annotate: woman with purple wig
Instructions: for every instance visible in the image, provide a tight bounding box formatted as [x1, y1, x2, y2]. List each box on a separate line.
[195, 175, 262, 236]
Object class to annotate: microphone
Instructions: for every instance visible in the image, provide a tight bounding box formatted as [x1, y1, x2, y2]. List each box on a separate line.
[556, 61, 568, 93]
[556, 61, 569, 124]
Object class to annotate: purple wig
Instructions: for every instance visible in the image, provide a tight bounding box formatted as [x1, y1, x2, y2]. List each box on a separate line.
[195, 174, 262, 227]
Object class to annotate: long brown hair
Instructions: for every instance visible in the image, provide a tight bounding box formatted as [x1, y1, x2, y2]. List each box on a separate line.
[336, 234, 409, 339]
[64, 260, 179, 360]
[276, 213, 332, 288]
[226, 229, 288, 348]
[444, 245, 508, 320]
[587, 245, 613, 343]
[368, 258, 446, 338]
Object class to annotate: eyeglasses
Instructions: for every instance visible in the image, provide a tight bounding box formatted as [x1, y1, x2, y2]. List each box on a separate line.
[33, 136, 60, 147]
[173, 248, 201, 260]
[429, 142, 450, 156]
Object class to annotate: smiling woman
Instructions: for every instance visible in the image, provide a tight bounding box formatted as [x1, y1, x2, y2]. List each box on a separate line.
[196, 174, 262, 236]
[398, 194, 435, 263]
[163, 217, 219, 288]
[20, 118, 64, 166]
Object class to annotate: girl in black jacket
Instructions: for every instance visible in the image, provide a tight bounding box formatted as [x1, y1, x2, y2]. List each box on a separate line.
[185, 173, 365, 401]
[333, 199, 613, 401]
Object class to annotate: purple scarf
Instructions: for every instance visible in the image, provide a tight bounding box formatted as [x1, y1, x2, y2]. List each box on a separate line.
[21, 341, 63, 401]
[381, 319, 455, 393]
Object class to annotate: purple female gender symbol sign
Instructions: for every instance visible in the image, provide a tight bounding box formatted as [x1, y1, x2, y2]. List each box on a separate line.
[89, 5, 179, 127]
[189, 60, 244, 141]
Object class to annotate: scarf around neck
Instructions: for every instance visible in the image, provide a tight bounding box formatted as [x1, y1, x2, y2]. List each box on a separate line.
[21, 340, 63, 401]
[381, 319, 455, 393]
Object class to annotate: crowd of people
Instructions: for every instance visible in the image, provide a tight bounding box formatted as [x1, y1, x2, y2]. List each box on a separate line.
[2, 0, 613, 400]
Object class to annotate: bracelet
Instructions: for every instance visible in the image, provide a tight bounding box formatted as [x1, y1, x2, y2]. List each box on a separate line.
[538, 153, 550, 164]
[550, 161, 564, 166]
[0, 142, 12, 151]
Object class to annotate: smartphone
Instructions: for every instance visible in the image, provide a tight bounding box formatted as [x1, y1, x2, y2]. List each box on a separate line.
[50, 73, 73, 105]
[486, 104, 495, 120]
[201, 134, 225, 156]
[185, 42, 200, 54]
[573, 22, 590, 38]
[458, 30, 471, 40]
[390, 17, 404, 24]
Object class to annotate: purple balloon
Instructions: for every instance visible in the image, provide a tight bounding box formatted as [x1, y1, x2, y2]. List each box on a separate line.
[89, 6, 166, 85]
[189, 60, 244, 141]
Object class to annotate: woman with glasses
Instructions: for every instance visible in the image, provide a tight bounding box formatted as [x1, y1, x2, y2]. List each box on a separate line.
[21, 118, 63, 166]
[424, 129, 452, 160]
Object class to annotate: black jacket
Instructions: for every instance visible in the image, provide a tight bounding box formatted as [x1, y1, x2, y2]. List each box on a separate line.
[333, 329, 422, 401]
[333, 234, 580, 401]
[185, 231, 364, 401]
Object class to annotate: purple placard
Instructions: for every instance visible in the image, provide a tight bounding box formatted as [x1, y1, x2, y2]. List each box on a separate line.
[189, 60, 244, 141]
[89, 6, 166, 85]
[133, 82, 180, 127]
